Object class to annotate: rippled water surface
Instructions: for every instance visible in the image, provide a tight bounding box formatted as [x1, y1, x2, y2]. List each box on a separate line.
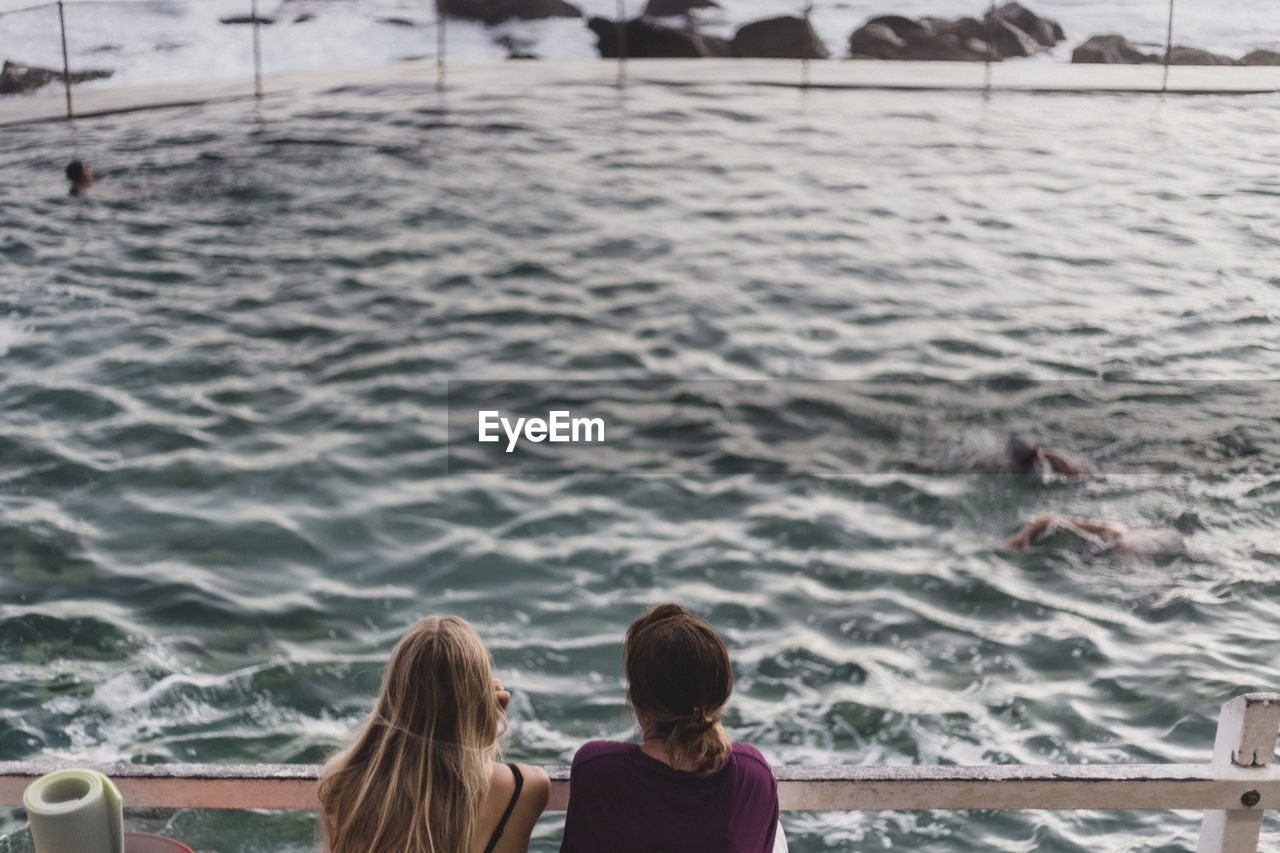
[2, 69, 1280, 851]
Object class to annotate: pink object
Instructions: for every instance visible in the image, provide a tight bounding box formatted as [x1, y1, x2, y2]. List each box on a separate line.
[124, 832, 196, 853]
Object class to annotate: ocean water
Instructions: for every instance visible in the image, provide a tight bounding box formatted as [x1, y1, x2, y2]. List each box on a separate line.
[3, 69, 1280, 851]
[0, 0, 1278, 93]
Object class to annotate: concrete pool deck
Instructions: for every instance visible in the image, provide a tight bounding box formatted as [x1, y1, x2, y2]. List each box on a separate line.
[3, 59, 1280, 127]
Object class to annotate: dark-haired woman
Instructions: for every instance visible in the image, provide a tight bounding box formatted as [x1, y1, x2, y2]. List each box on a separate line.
[560, 603, 780, 853]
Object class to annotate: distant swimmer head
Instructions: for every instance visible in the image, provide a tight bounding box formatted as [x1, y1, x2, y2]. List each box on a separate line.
[1006, 433, 1040, 468]
[65, 160, 93, 192]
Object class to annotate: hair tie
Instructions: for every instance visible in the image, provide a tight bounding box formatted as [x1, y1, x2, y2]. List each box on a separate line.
[682, 708, 718, 734]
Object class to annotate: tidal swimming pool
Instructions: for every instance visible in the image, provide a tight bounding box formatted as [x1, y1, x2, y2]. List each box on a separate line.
[2, 67, 1280, 851]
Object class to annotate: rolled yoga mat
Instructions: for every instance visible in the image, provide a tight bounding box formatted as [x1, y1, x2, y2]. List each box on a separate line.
[23, 768, 124, 853]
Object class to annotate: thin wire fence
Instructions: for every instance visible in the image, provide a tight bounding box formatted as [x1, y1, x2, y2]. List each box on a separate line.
[0, 0, 452, 112]
[2, 0, 1279, 122]
[1, 3, 64, 78]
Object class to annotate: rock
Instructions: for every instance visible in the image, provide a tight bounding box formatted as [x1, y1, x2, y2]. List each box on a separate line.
[1072, 38, 1236, 66]
[588, 16, 731, 57]
[220, 14, 275, 24]
[986, 16, 1042, 58]
[439, 0, 581, 26]
[496, 33, 539, 58]
[0, 59, 112, 95]
[864, 15, 926, 39]
[848, 22, 906, 58]
[987, 1, 1063, 48]
[293, 12, 315, 22]
[848, 7, 1062, 61]
[732, 15, 828, 59]
[0, 60, 57, 94]
[1166, 45, 1239, 65]
[643, 0, 718, 18]
[848, 15, 988, 61]
[1243, 48, 1280, 65]
[1071, 34, 1157, 64]
[926, 16, 985, 44]
[377, 16, 416, 26]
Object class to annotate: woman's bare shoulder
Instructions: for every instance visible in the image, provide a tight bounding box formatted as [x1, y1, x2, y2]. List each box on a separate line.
[478, 761, 550, 853]
[514, 762, 551, 807]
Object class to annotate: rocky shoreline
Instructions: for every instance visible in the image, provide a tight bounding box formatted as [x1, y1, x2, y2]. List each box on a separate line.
[4, 1, 1279, 97]
[0, 59, 112, 96]
[1071, 35, 1280, 67]
[486, 0, 1280, 65]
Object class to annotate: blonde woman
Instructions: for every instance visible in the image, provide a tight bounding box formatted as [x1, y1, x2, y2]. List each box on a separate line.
[319, 615, 549, 853]
[560, 603, 780, 853]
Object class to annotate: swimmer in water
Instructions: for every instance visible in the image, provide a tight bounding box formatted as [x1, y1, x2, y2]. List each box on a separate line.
[1004, 513, 1185, 560]
[1005, 433, 1090, 480]
[65, 160, 94, 195]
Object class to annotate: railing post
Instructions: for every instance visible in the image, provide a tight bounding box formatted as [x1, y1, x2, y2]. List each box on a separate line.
[1196, 693, 1280, 853]
[57, 0, 73, 118]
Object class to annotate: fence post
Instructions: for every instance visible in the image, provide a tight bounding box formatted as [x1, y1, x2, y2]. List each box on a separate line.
[1196, 693, 1280, 853]
[57, 0, 73, 118]
[436, 0, 446, 90]
[800, 0, 811, 89]
[614, 0, 626, 84]
[982, 0, 995, 93]
[251, 0, 263, 98]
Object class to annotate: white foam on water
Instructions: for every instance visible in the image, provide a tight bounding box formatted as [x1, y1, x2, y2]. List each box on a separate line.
[0, 316, 29, 357]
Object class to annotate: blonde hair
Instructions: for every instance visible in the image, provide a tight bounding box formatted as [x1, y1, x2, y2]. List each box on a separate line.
[625, 603, 733, 774]
[318, 615, 505, 853]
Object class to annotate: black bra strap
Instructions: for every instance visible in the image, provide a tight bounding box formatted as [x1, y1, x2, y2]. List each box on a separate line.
[482, 763, 524, 853]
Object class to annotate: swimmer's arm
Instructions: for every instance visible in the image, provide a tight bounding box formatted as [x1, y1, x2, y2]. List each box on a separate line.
[1059, 517, 1124, 540]
[1039, 449, 1089, 478]
[1004, 513, 1060, 549]
[1004, 514, 1124, 549]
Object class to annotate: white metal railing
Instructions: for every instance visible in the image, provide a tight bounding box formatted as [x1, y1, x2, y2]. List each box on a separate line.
[1, 694, 1277, 852]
